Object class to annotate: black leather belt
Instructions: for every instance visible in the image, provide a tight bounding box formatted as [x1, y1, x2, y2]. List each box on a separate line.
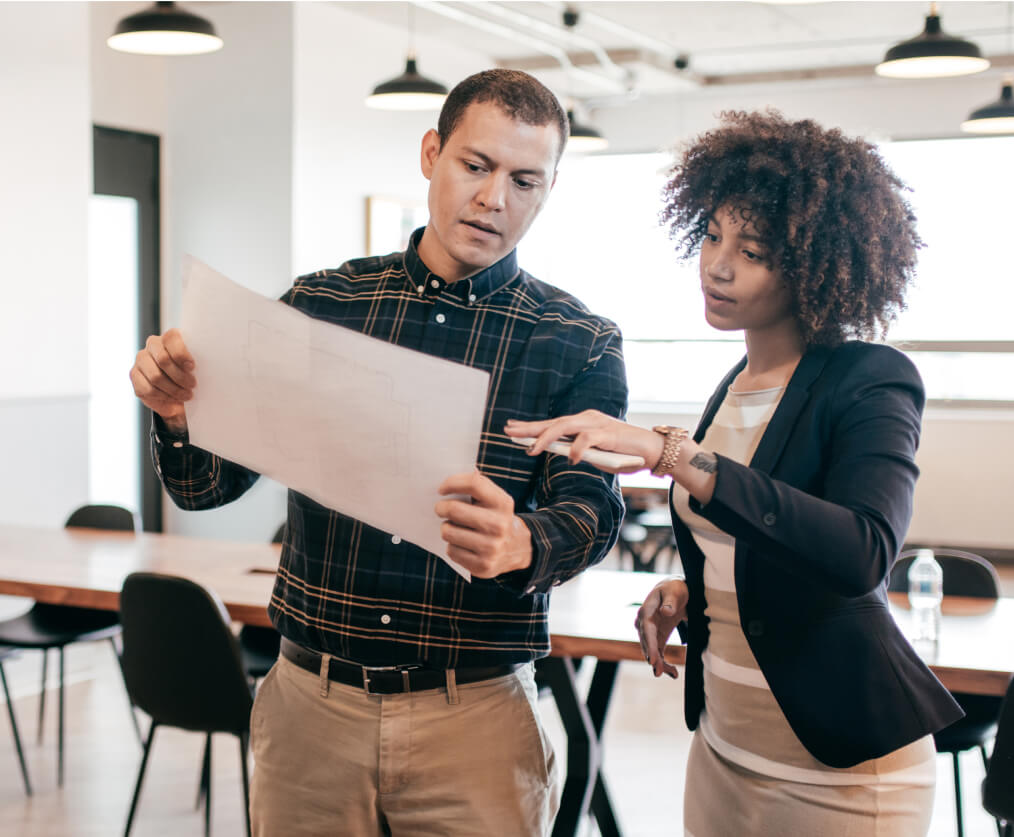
[280, 638, 522, 695]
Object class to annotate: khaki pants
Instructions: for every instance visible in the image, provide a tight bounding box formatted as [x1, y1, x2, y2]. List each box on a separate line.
[250, 656, 560, 836]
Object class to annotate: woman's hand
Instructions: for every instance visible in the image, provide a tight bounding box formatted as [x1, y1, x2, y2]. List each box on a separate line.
[505, 411, 664, 475]
[635, 578, 689, 679]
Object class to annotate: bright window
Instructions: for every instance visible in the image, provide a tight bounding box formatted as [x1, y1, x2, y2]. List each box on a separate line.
[520, 137, 1014, 408]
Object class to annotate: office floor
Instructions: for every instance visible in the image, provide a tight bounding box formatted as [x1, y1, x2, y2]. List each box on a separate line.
[0, 560, 1010, 837]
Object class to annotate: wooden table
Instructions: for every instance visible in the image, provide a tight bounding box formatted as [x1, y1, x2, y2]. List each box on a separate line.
[1, 525, 1012, 836]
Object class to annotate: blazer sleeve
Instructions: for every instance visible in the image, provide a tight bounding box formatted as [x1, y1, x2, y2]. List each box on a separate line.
[691, 345, 924, 598]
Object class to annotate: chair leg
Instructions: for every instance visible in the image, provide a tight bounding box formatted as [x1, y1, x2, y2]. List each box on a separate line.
[980, 743, 990, 769]
[57, 647, 65, 787]
[204, 735, 212, 837]
[0, 660, 32, 796]
[239, 731, 252, 837]
[37, 648, 47, 744]
[124, 722, 158, 837]
[196, 733, 211, 810]
[952, 751, 964, 837]
[108, 637, 143, 745]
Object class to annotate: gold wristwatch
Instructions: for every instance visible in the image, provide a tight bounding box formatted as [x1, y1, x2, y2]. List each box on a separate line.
[650, 425, 689, 477]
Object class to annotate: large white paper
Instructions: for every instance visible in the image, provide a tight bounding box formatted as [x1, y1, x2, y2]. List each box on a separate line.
[180, 256, 490, 579]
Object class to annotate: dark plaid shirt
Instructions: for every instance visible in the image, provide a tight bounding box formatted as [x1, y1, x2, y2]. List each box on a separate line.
[153, 230, 628, 667]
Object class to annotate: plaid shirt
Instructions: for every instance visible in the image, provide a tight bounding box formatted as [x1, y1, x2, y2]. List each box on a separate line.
[153, 230, 628, 667]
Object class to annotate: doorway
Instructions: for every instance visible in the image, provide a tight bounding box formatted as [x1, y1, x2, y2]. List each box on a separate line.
[91, 126, 161, 531]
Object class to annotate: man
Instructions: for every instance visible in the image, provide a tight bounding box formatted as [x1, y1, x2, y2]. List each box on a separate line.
[129, 69, 627, 836]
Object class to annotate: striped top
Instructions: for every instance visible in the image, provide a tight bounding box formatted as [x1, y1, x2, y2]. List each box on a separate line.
[674, 385, 934, 784]
[152, 229, 628, 668]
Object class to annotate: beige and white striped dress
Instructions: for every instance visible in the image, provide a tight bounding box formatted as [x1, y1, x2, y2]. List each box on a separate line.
[676, 385, 936, 837]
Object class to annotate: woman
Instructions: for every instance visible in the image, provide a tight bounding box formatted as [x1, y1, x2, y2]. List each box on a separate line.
[506, 111, 963, 836]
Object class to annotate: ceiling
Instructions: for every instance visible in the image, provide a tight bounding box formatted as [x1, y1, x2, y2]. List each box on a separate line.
[339, 1, 1014, 104]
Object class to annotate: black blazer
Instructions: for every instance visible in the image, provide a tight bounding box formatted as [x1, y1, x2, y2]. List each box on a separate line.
[673, 341, 963, 768]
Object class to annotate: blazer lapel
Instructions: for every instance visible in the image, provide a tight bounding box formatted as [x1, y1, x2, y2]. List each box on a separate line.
[749, 346, 832, 473]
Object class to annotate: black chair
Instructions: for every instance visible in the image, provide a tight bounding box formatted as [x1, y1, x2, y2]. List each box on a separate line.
[194, 523, 283, 816]
[0, 647, 32, 795]
[120, 572, 253, 837]
[0, 503, 141, 785]
[983, 675, 1014, 837]
[616, 507, 677, 573]
[890, 547, 1004, 837]
[236, 522, 284, 681]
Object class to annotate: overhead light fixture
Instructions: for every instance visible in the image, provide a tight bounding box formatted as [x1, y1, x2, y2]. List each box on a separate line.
[875, 3, 988, 79]
[107, 1, 223, 56]
[366, 3, 447, 111]
[961, 76, 1014, 134]
[566, 110, 609, 153]
[366, 56, 448, 111]
[963, 5, 1014, 133]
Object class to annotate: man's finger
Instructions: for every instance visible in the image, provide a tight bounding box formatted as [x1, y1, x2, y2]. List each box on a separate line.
[438, 471, 510, 510]
[134, 353, 193, 402]
[145, 335, 196, 392]
[162, 328, 196, 370]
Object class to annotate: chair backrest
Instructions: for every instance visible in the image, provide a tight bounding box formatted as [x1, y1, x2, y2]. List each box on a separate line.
[119, 572, 253, 734]
[887, 548, 1001, 599]
[983, 675, 1014, 823]
[65, 504, 137, 532]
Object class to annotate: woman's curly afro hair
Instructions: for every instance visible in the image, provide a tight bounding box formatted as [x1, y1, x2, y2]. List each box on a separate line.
[661, 110, 922, 347]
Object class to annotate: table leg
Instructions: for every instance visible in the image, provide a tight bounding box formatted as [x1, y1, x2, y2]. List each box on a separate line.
[536, 656, 623, 837]
[587, 661, 621, 837]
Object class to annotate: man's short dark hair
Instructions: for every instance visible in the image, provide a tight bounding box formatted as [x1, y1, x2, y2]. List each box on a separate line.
[437, 69, 569, 163]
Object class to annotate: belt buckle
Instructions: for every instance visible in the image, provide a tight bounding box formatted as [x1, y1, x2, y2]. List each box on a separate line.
[360, 663, 418, 695]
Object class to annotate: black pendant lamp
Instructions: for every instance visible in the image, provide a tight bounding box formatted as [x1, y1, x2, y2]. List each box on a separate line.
[962, 77, 1014, 134]
[365, 56, 448, 111]
[566, 110, 608, 153]
[366, 3, 447, 111]
[963, 6, 1014, 134]
[108, 1, 223, 55]
[875, 3, 988, 78]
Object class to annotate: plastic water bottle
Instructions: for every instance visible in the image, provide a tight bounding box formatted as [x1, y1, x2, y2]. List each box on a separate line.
[907, 549, 943, 642]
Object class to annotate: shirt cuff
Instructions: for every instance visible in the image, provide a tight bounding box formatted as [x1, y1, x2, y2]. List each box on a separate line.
[152, 414, 190, 448]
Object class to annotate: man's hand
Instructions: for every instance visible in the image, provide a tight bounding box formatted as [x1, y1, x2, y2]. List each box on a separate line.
[129, 328, 196, 434]
[635, 578, 689, 679]
[435, 471, 533, 579]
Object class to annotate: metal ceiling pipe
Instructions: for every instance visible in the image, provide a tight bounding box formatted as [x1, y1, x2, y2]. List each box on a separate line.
[413, 0, 628, 93]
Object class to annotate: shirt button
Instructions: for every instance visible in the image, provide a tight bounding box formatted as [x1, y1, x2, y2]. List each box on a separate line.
[172, 441, 184, 448]
[416, 284, 425, 294]
[430, 279, 440, 289]
[468, 293, 477, 303]
[435, 313, 446, 324]
[380, 614, 392, 625]
[747, 619, 765, 637]
[391, 535, 401, 545]
[762, 512, 777, 526]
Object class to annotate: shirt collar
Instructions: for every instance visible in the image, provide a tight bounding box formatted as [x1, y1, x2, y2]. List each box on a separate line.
[403, 227, 520, 303]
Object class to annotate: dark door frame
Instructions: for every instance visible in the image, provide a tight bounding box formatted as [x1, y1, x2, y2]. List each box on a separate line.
[92, 125, 162, 532]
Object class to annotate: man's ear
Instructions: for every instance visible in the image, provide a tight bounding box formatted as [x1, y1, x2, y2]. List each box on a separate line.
[420, 129, 441, 180]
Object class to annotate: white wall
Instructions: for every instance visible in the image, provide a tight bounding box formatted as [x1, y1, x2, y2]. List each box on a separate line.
[90, 2, 169, 136]
[0, 3, 91, 526]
